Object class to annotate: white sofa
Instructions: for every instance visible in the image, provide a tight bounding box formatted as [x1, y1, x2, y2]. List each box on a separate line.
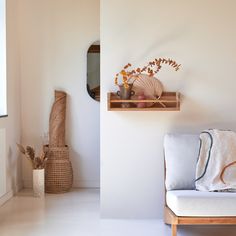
[164, 134, 236, 236]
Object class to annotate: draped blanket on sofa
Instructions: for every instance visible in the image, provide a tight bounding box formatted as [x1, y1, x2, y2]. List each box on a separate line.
[195, 129, 236, 192]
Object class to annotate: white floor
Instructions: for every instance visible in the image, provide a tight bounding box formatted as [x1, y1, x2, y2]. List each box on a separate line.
[0, 189, 236, 236]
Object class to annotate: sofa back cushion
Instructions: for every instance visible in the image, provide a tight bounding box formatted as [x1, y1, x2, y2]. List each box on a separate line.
[164, 134, 200, 190]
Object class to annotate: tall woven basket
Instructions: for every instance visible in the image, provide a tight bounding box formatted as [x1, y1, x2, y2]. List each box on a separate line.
[44, 145, 73, 193]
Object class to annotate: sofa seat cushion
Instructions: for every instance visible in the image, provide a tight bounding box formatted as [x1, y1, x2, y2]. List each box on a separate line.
[166, 190, 236, 217]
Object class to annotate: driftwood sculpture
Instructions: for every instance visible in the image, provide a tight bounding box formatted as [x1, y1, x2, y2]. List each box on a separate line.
[49, 91, 67, 147]
[45, 90, 73, 193]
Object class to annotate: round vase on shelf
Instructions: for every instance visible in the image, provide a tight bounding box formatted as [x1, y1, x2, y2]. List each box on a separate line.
[117, 83, 135, 108]
[137, 93, 147, 108]
[33, 169, 45, 198]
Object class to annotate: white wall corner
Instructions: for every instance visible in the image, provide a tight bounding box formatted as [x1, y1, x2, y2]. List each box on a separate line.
[23, 179, 32, 189]
[0, 181, 23, 207]
[0, 190, 13, 207]
[14, 180, 23, 193]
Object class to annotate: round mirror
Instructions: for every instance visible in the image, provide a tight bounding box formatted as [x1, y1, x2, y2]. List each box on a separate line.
[87, 41, 100, 101]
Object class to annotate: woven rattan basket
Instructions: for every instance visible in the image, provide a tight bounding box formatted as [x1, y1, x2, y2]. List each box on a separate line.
[44, 145, 73, 193]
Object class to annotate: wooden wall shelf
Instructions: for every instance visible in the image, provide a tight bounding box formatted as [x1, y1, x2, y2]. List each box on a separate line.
[107, 92, 180, 111]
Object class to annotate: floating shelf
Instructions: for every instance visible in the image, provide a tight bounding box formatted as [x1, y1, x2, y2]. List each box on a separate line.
[107, 92, 180, 111]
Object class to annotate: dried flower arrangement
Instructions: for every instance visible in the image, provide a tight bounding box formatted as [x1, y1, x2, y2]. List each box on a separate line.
[114, 58, 181, 89]
[17, 144, 48, 169]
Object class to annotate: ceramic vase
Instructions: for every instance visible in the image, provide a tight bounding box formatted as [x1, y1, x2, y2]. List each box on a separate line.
[117, 84, 135, 108]
[33, 169, 45, 197]
[137, 93, 147, 108]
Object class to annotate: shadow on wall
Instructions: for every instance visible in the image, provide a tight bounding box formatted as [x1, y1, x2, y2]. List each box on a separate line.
[65, 93, 83, 187]
[168, 95, 236, 133]
[69, 148, 83, 187]
[168, 96, 214, 132]
[137, 27, 188, 64]
[7, 147, 16, 192]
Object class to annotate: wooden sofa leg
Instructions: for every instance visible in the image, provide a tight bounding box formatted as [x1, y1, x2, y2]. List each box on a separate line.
[171, 224, 177, 236]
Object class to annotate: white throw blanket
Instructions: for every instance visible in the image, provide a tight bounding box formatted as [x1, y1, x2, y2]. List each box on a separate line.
[195, 129, 236, 191]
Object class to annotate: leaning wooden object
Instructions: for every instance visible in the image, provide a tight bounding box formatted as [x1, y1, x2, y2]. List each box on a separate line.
[45, 90, 73, 193]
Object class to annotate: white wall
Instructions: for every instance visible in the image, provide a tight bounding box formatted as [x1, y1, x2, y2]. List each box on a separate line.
[0, 128, 6, 198]
[18, 0, 100, 188]
[0, 0, 6, 116]
[101, 0, 236, 218]
[0, 0, 22, 204]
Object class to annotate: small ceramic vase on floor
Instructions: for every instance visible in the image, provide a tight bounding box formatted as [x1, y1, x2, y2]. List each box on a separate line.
[33, 169, 45, 197]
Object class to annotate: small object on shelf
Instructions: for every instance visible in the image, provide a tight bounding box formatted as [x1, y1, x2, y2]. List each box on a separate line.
[136, 93, 147, 108]
[107, 91, 180, 111]
[132, 74, 163, 107]
[117, 83, 135, 108]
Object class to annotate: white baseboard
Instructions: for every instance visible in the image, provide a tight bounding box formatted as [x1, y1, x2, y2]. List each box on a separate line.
[23, 179, 100, 189]
[0, 190, 13, 207]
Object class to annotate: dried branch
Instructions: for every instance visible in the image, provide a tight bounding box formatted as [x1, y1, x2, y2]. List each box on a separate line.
[16, 143, 26, 155]
[26, 146, 35, 161]
[16, 144, 47, 170]
[114, 57, 181, 89]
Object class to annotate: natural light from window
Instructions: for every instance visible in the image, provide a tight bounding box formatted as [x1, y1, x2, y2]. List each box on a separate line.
[0, 0, 6, 117]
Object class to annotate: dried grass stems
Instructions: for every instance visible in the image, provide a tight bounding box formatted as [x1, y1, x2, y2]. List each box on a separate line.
[114, 58, 181, 89]
[17, 144, 48, 169]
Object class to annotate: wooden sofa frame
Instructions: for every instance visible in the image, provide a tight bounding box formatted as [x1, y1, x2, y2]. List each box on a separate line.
[164, 205, 236, 236]
[163, 161, 236, 236]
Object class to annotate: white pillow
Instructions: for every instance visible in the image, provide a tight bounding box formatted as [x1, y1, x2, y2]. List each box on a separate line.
[164, 134, 200, 190]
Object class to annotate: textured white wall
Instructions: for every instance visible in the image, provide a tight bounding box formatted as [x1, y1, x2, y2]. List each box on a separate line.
[0, 128, 6, 198]
[0, 0, 6, 116]
[0, 0, 22, 203]
[101, 0, 236, 218]
[18, 0, 100, 188]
